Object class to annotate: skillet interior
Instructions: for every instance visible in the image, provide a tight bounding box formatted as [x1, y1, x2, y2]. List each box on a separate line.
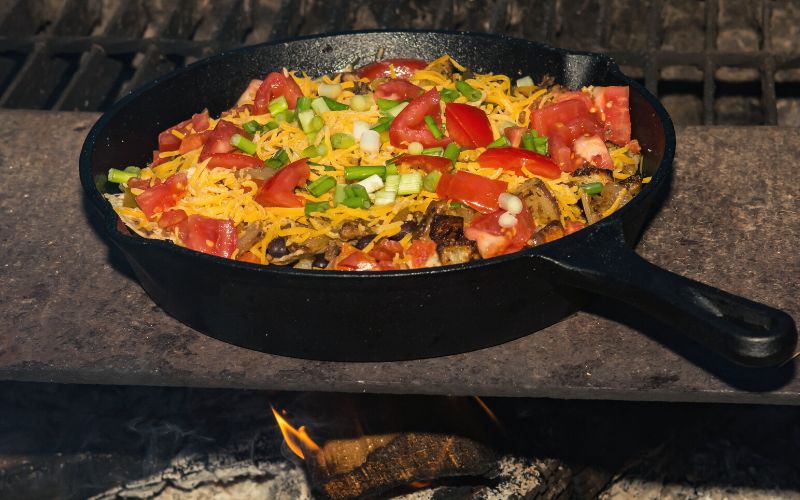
[80, 31, 673, 360]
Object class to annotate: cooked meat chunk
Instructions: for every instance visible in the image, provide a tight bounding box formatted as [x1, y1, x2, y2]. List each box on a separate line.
[571, 166, 613, 185]
[438, 243, 477, 265]
[338, 220, 371, 240]
[415, 201, 448, 238]
[533, 221, 565, 245]
[429, 215, 465, 245]
[513, 178, 562, 227]
[236, 222, 264, 254]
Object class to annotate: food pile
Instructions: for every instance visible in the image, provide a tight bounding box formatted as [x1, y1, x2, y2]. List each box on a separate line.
[106, 55, 645, 271]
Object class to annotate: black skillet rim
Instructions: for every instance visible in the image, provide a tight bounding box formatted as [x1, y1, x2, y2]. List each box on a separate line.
[79, 29, 676, 279]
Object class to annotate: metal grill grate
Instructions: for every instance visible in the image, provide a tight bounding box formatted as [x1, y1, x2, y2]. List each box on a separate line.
[1, 0, 799, 125]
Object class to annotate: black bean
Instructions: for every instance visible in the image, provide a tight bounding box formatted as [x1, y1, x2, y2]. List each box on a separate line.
[354, 234, 376, 250]
[312, 254, 329, 269]
[388, 231, 407, 241]
[267, 237, 288, 258]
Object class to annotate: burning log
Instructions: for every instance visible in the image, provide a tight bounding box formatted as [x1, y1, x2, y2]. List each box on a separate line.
[309, 433, 495, 499]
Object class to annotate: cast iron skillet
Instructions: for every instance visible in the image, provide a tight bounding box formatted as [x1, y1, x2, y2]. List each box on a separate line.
[79, 30, 797, 365]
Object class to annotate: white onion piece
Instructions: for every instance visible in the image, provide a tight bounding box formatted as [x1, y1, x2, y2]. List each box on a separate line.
[498, 192, 523, 214]
[498, 212, 518, 228]
[352, 120, 370, 140]
[317, 83, 342, 99]
[360, 129, 381, 153]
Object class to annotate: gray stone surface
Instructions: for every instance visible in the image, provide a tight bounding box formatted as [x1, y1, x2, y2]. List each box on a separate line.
[0, 110, 798, 403]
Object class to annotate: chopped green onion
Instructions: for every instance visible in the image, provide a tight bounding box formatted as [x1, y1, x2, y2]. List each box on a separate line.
[321, 96, 348, 111]
[371, 116, 393, 132]
[298, 109, 317, 133]
[397, 172, 423, 195]
[243, 120, 262, 135]
[421, 146, 444, 156]
[342, 197, 370, 209]
[440, 87, 460, 103]
[307, 175, 337, 197]
[580, 182, 604, 195]
[533, 137, 548, 155]
[385, 154, 404, 165]
[332, 184, 347, 206]
[516, 76, 534, 88]
[384, 174, 400, 193]
[311, 97, 331, 114]
[310, 116, 324, 132]
[296, 96, 312, 112]
[332, 133, 355, 150]
[522, 131, 536, 151]
[265, 121, 279, 131]
[450, 201, 463, 208]
[407, 142, 424, 155]
[123, 166, 141, 175]
[268, 95, 289, 116]
[444, 143, 460, 162]
[523, 129, 548, 155]
[273, 110, 295, 123]
[377, 98, 401, 111]
[487, 136, 510, 148]
[455, 80, 481, 101]
[107, 168, 138, 184]
[265, 148, 290, 169]
[317, 144, 328, 156]
[317, 83, 342, 99]
[344, 165, 385, 182]
[374, 190, 397, 206]
[422, 170, 442, 192]
[230, 134, 257, 155]
[385, 164, 398, 176]
[386, 102, 409, 117]
[302, 145, 320, 158]
[357, 174, 384, 193]
[350, 94, 374, 111]
[423, 115, 443, 139]
[304, 201, 330, 216]
[346, 183, 369, 200]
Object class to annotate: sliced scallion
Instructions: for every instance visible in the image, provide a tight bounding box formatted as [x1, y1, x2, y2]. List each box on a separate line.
[421, 146, 444, 156]
[297, 109, 317, 133]
[302, 145, 320, 158]
[384, 174, 400, 193]
[516, 76, 534, 88]
[107, 168, 138, 184]
[265, 148, 290, 169]
[344, 165, 385, 182]
[350, 94, 374, 112]
[357, 174, 384, 193]
[440, 87, 460, 103]
[397, 172, 423, 195]
[580, 182, 603, 195]
[331, 133, 355, 150]
[311, 97, 331, 114]
[123, 166, 141, 175]
[423, 115, 443, 139]
[332, 184, 347, 206]
[374, 190, 397, 206]
[268, 95, 289, 116]
[377, 98, 401, 111]
[487, 136, 510, 148]
[243, 120, 262, 135]
[444, 142, 460, 162]
[422, 170, 442, 192]
[371, 116, 393, 132]
[386, 101, 408, 117]
[264, 121, 279, 131]
[321, 96, 348, 111]
[307, 175, 337, 197]
[455, 80, 481, 101]
[230, 134, 257, 155]
[304, 201, 330, 216]
[385, 164, 398, 176]
[295, 96, 312, 112]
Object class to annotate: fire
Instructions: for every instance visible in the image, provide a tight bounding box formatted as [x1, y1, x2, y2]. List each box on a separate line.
[409, 481, 432, 489]
[271, 406, 321, 460]
[473, 396, 503, 430]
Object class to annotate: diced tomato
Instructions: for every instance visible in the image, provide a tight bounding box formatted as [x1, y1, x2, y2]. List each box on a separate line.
[238, 251, 262, 264]
[531, 99, 600, 138]
[436, 170, 507, 214]
[191, 109, 210, 132]
[464, 208, 535, 258]
[237, 79, 263, 106]
[199, 120, 245, 160]
[179, 132, 208, 154]
[253, 158, 310, 208]
[477, 147, 561, 179]
[177, 215, 237, 258]
[135, 172, 188, 220]
[127, 177, 151, 190]
[389, 88, 452, 148]
[253, 72, 304, 115]
[592, 86, 630, 145]
[157, 209, 187, 229]
[555, 90, 594, 111]
[444, 103, 494, 149]
[336, 245, 378, 271]
[157, 118, 191, 152]
[375, 79, 423, 101]
[564, 220, 585, 234]
[627, 139, 641, 154]
[395, 154, 452, 173]
[368, 239, 404, 262]
[573, 135, 613, 170]
[407, 239, 437, 268]
[356, 58, 428, 80]
[207, 153, 264, 170]
[503, 126, 526, 148]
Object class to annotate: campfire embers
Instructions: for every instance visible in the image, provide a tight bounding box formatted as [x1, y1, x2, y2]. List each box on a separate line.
[269, 396, 562, 499]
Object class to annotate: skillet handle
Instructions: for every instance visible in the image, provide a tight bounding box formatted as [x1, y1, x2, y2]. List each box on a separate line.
[535, 224, 797, 367]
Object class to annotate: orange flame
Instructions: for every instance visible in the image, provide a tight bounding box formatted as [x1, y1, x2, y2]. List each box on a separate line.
[409, 481, 432, 489]
[271, 406, 321, 460]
